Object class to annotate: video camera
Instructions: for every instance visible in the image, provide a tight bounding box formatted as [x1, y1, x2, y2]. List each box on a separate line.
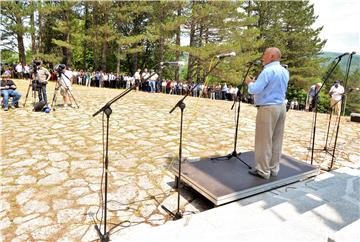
[54, 64, 66, 74]
[29, 60, 41, 74]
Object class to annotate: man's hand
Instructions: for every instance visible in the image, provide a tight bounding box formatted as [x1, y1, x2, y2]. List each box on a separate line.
[245, 78, 255, 85]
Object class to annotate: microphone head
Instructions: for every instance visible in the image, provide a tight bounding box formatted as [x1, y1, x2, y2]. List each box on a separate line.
[161, 61, 185, 66]
[216, 52, 236, 58]
[248, 60, 262, 66]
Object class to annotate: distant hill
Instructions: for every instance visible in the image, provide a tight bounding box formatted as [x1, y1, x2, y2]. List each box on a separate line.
[319, 52, 360, 73]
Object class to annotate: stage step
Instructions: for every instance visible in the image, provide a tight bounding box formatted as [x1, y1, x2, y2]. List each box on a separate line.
[109, 167, 360, 242]
[328, 219, 360, 242]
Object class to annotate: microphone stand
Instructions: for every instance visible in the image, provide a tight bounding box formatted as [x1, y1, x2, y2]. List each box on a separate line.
[210, 63, 253, 169]
[342, 51, 356, 115]
[92, 64, 161, 242]
[310, 53, 348, 165]
[161, 57, 226, 220]
[328, 52, 355, 170]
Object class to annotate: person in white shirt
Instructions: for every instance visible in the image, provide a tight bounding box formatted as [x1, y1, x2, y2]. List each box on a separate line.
[15, 63, 24, 79]
[134, 69, 141, 91]
[141, 68, 150, 91]
[329, 80, 344, 116]
[57, 64, 74, 107]
[149, 70, 158, 93]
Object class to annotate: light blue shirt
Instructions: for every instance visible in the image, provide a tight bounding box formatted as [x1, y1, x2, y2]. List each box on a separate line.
[248, 61, 289, 106]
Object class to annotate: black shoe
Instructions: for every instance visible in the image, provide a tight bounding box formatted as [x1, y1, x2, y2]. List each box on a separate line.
[14, 102, 19, 108]
[248, 169, 269, 179]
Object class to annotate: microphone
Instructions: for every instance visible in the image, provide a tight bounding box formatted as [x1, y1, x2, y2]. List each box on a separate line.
[160, 61, 184, 66]
[336, 52, 349, 59]
[216, 52, 236, 58]
[247, 60, 262, 66]
[350, 51, 356, 55]
[349, 87, 360, 92]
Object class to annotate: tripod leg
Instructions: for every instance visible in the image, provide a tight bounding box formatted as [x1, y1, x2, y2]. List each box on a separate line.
[23, 82, 32, 107]
[68, 89, 79, 108]
[51, 83, 58, 111]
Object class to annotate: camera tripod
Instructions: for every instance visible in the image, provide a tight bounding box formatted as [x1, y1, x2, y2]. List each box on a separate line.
[23, 79, 38, 107]
[51, 72, 79, 111]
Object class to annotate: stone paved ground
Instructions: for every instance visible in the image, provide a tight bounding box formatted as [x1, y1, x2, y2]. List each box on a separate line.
[1, 80, 359, 241]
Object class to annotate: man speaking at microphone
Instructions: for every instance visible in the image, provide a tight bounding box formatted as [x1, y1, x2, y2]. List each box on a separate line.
[245, 47, 289, 179]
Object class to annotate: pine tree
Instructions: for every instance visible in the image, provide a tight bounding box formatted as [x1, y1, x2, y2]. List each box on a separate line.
[0, 1, 32, 65]
[247, 0, 326, 88]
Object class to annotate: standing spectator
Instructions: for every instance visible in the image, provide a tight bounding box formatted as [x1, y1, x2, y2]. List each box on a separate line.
[306, 82, 322, 111]
[141, 68, 150, 91]
[134, 69, 141, 91]
[221, 83, 228, 100]
[24, 64, 30, 79]
[245, 47, 289, 179]
[15, 63, 24, 79]
[149, 69, 158, 93]
[329, 80, 344, 116]
[161, 79, 167, 93]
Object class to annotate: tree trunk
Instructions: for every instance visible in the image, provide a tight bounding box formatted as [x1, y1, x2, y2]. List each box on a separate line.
[116, 46, 121, 74]
[158, 5, 165, 80]
[196, 24, 203, 83]
[30, 10, 36, 54]
[101, 8, 109, 72]
[62, 10, 71, 66]
[93, 2, 98, 70]
[17, 33, 26, 66]
[83, 1, 89, 70]
[187, 19, 196, 82]
[175, 7, 181, 82]
[15, 15, 26, 65]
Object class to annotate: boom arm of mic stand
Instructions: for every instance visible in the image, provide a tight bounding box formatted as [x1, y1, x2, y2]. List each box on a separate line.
[314, 56, 344, 98]
[169, 82, 199, 114]
[93, 64, 160, 117]
[169, 57, 225, 114]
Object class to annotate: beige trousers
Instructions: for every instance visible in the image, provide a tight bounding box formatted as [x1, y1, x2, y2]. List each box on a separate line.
[331, 99, 342, 116]
[255, 104, 286, 178]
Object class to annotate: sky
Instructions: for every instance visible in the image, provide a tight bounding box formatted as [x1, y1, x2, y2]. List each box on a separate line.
[311, 0, 360, 53]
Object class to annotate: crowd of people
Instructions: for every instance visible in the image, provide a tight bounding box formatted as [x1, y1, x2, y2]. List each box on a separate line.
[1, 62, 256, 104]
[1, 60, 345, 116]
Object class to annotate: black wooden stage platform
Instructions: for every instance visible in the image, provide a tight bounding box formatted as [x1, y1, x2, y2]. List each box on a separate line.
[172, 151, 319, 206]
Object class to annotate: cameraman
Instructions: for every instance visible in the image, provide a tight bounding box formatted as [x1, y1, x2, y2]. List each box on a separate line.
[33, 61, 50, 105]
[57, 64, 74, 107]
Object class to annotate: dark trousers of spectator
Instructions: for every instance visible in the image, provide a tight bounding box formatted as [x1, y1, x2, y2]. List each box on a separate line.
[38, 84, 48, 104]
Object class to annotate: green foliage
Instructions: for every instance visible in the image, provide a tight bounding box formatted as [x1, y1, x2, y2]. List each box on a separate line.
[3, 0, 358, 115]
[317, 91, 331, 113]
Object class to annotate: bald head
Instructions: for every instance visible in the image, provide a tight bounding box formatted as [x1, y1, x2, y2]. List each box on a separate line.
[261, 47, 282, 65]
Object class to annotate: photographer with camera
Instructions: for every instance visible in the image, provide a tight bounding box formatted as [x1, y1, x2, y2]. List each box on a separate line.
[56, 64, 74, 108]
[32, 60, 50, 105]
